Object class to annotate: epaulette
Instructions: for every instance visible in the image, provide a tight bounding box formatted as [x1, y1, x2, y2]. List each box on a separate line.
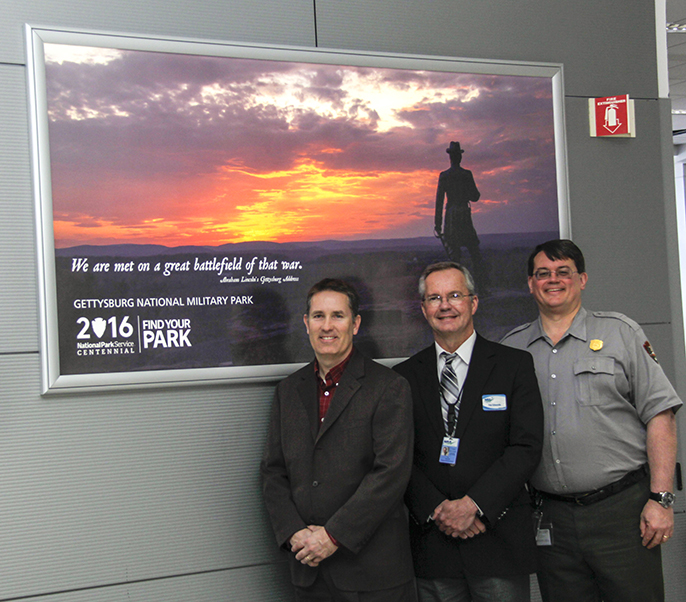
[501, 321, 534, 340]
[590, 311, 640, 332]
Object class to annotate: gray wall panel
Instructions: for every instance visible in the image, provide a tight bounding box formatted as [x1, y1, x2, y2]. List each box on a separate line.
[314, 0, 659, 98]
[32, 564, 294, 602]
[0, 0, 316, 65]
[0, 64, 40, 354]
[0, 354, 279, 599]
[565, 96, 674, 325]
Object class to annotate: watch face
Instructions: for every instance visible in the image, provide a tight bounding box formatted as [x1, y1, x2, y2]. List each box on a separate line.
[651, 491, 676, 508]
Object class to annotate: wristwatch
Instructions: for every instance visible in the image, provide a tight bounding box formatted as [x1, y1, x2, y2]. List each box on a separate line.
[649, 491, 676, 509]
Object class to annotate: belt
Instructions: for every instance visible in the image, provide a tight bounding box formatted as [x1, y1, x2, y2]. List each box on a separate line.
[538, 465, 648, 506]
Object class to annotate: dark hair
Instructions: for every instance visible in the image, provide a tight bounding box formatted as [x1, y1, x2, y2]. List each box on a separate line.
[527, 239, 586, 276]
[418, 261, 476, 297]
[306, 278, 360, 317]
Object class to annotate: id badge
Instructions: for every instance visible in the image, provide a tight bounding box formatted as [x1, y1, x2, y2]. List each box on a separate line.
[439, 436, 459, 465]
[536, 521, 553, 546]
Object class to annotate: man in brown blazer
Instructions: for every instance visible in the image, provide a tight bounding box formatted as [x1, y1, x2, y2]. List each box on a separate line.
[260, 278, 417, 601]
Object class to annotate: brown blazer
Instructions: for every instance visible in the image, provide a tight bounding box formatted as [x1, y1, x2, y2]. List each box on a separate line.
[260, 349, 415, 590]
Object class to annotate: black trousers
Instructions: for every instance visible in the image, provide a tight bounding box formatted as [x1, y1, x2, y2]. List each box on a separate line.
[536, 475, 664, 602]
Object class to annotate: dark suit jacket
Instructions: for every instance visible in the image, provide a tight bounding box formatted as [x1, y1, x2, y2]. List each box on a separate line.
[260, 349, 415, 590]
[394, 335, 543, 578]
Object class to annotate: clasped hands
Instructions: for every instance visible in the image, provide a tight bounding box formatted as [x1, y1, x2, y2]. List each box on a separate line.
[432, 496, 486, 539]
[290, 525, 338, 567]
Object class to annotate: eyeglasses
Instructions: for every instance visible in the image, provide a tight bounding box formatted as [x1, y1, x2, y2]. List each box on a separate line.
[423, 292, 474, 307]
[533, 267, 578, 281]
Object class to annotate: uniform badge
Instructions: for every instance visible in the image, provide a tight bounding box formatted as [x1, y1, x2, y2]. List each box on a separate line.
[643, 341, 659, 364]
[589, 339, 603, 351]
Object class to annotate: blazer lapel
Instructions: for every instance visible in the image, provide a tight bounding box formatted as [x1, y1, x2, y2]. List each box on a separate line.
[414, 346, 446, 441]
[455, 334, 496, 438]
[296, 364, 320, 442]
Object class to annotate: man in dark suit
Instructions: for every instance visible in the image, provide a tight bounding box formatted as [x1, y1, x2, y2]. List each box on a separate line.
[261, 278, 417, 601]
[394, 262, 543, 602]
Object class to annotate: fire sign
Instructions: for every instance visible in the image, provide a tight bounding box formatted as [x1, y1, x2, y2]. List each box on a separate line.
[589, 95, 635, 138]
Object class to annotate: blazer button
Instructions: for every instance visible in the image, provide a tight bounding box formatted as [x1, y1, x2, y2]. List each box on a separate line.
[312, 481, 319, 487]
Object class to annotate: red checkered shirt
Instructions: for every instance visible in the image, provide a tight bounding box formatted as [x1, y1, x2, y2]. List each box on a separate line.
[314, 348, 354, 424]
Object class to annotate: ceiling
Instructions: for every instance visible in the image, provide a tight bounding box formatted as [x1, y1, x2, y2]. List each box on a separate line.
[668, 1, 686, 144]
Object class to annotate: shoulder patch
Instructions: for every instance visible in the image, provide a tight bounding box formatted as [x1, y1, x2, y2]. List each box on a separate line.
[643, 341, 660, 364]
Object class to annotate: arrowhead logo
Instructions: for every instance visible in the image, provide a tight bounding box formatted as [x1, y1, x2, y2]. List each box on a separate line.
[91, 317, 107, 338]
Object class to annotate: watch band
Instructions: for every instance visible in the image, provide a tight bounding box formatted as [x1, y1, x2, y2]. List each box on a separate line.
[649, 491, 675, 508]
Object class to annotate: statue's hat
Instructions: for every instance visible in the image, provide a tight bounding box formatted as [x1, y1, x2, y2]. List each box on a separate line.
[446, 141, 464, 154]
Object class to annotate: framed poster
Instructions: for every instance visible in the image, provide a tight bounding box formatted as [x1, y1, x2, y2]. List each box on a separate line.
[26, 25, 569, 394]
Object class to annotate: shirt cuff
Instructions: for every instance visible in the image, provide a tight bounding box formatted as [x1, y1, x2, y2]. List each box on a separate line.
[326, 529, 339, 547]
[468, 496, 484, 517]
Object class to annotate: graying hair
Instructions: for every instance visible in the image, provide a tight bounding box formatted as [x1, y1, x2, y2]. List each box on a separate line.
[418, 261, 477, 298]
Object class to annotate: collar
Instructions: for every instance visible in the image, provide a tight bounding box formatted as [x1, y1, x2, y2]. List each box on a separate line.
[435, 329, 477, 367]
[314, 347, 355, 385]
[527, 306, 588, 346]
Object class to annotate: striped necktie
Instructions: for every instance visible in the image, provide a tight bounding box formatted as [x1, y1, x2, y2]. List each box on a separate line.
[440, 351, 462, 435]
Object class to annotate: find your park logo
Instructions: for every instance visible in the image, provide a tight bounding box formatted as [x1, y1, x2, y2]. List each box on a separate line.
[74, 315, 193, 356]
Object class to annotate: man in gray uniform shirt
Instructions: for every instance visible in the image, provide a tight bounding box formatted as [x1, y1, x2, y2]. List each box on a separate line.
[501, 239, 681, 602]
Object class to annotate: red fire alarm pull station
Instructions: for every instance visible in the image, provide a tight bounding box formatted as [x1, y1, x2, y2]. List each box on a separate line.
[589, 95, 635, 138]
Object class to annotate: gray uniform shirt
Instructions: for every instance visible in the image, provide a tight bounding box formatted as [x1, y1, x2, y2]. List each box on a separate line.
[501, 307, 682, 494]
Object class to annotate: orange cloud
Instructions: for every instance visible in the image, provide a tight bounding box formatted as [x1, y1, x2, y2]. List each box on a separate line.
[55, 160, 437, 247]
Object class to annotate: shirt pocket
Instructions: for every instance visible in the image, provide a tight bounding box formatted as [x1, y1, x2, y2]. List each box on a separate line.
[573, 356, 616, 406]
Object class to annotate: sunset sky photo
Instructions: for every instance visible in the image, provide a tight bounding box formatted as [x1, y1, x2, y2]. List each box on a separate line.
[44, 42, 560, 249]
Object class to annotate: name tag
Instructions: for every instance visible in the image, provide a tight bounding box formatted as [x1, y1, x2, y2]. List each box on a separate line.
[482, 394, 507, 411]
[439, 436, 459, 465]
